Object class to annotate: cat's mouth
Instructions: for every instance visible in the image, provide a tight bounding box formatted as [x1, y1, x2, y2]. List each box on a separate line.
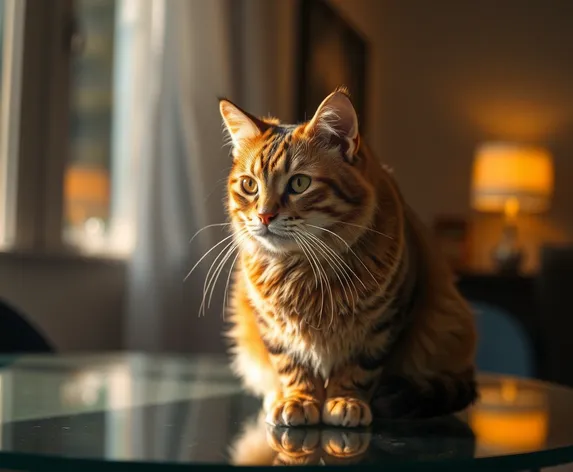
[253, 227, 289, 241]
[249, 226, 299, 251]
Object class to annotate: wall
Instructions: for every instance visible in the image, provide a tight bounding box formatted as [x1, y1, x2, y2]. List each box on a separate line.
[288, 0, 573, 272]
[0, 253, 124, 350]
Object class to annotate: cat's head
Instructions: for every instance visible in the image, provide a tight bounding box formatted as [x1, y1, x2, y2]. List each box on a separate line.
[219, 88, 376, 254]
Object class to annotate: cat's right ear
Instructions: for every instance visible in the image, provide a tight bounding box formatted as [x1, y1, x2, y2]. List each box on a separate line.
[219, 99, 269, 150]
[305, 88, 360, 162]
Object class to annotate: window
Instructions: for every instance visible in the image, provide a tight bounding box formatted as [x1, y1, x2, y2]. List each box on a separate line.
[66, 0, 140, 256]
[0, 0, 153, 257]
[0, 0, 25, 249]
[64, 0, 117, 253]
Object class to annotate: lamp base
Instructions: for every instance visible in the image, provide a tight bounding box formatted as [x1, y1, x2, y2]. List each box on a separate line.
[491, 225, 524, 274]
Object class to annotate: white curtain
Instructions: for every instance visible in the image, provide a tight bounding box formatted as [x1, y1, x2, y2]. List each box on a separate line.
[124, 0, 231, 353]
[123, 0, 295, 353]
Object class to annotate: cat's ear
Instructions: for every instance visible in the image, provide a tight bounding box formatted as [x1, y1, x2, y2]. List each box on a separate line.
[219, 98, 270, 150]
[306, 88, 360, 161]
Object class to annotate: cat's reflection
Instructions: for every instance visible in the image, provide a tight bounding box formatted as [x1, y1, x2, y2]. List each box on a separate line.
[230, 410, 476, 466]
[230, 412, 371, 466]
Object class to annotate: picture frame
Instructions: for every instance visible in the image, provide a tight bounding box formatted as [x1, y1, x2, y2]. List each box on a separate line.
[296, 0, 369, 132]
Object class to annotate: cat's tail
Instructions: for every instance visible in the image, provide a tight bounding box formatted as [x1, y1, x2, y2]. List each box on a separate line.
[371, 369, 478, 419]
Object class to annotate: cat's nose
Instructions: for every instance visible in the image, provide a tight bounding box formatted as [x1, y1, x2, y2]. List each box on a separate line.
[258, 212, 278, 226]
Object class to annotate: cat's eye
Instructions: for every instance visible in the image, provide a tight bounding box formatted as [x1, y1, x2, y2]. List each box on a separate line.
[288, 174, 312, 194]
[241, 177, 258, 195]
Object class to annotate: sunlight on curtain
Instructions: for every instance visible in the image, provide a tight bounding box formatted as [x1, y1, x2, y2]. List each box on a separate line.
[0, 0, 24, 249]
[124, 0, 234, 352]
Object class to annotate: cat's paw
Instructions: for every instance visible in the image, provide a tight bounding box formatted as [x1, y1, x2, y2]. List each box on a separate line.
[321, 429, 371, 459]
[266, 424, 321, 456]
[266, 397, 321, 426]
[323, 397, 372, 427]
[267, 426, 322, 466]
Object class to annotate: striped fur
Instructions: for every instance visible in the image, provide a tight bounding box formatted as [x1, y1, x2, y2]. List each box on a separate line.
[220, 89, 477, 427]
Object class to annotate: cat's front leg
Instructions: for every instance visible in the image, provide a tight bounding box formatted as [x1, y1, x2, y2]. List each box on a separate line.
[323, 362, 380, 428]
[265, 351, 324, 427]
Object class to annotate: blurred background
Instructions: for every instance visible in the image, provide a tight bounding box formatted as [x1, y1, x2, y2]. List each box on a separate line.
[0, 0, 572, 387]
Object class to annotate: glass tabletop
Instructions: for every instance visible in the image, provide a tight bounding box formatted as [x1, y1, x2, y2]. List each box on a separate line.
[0, 354, 570, 470]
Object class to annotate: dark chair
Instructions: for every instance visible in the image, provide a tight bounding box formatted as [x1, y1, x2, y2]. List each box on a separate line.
[470, 301, 534, 378]
[0, 298, 54, 353]
[536, 245, 573, 387]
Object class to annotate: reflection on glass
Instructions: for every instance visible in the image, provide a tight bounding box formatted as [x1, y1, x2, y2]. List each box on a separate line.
[230, 410, 476, 466]
[61, 369, 105, 407]
[64, 0, 116, 252]
[0, 356, 572, 468]
[105, 363, 133, 458]
[59, 362, 134, 458]
[230, 413, 372, 467]
[470, 379, 548, 454]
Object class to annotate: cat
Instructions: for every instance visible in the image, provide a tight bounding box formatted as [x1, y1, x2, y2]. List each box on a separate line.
[219, 87, 477, 427]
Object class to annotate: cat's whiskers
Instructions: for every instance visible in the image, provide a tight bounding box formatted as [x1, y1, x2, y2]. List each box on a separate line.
[300, 226, 367, 294]
[185, 222, 247, 317]
[299, 235, 329, 329]
[308, 232, 364, 313]
[188, 222, 234, 244]
[290, 232, 318, 289]
[199, 229, 249, 317]
[184, 233, 237, 282]
[222, 251, 241, 319]
[206, 230, 248, 312]
[303, 234, 353, 329]
[297, 230, 355, 315]
[291, 232, 325, 329]
[207, 240, 242, 316]
[293, 232, 335, 330]
[330, 221, 393, 240]
[306, 224, 379, 286]
[302, 229, 362, 291]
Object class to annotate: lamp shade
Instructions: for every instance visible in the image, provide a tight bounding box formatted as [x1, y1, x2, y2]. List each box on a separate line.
[471, 142, 554, 214]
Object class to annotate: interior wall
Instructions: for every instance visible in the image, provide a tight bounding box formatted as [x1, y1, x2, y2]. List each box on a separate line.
[292, 0, 573, 272]
[0, 254, 124, 350]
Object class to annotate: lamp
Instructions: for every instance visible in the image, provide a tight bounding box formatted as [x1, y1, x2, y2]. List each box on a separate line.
[471, 142, 554, 273]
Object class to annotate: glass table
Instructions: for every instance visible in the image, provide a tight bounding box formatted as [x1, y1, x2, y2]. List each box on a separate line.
[0, 353, 570, 470]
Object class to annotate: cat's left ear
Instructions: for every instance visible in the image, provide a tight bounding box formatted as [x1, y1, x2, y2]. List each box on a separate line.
[219, 98, 270, 150]
[306, 88, 360, 161]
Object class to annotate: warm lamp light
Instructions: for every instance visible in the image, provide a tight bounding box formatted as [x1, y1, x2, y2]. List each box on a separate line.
[471, 408, 548, 452]
[470, 380, 548, 453]
[471, 142, 554, 216]
[65, 166, 110, 226]
[470, 142, 554, 273]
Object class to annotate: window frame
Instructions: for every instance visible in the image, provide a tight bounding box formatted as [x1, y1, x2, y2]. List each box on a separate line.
[1, 0, 130, 261]
[0, 0, 25, 249]
[2, 0, 72, 255]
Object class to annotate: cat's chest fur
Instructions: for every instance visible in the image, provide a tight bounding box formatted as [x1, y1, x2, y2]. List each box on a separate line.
[243, 255, 376, 377]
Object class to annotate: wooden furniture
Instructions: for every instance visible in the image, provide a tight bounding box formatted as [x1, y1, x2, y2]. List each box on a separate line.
[536, 245, 573, 387]
[457, 250, 573, 388]
[456, 272, 542, 377]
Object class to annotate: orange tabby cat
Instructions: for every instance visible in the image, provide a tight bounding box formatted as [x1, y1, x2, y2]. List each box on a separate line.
[220, 88, 477, 427]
